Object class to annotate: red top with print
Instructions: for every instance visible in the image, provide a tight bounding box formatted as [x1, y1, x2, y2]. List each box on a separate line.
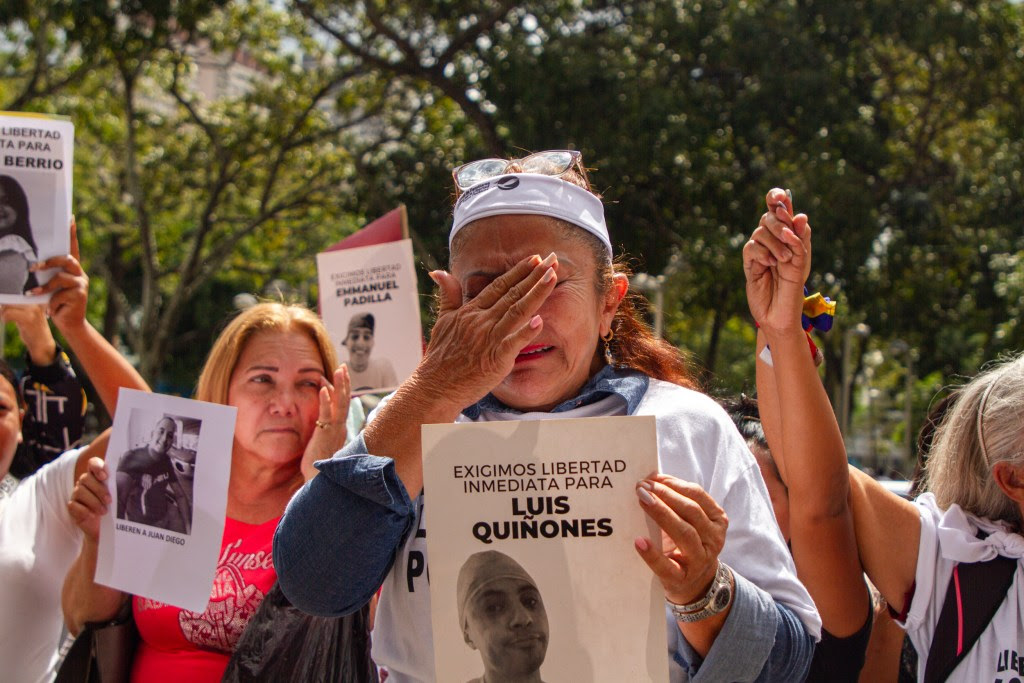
[130, 515, 279, 682]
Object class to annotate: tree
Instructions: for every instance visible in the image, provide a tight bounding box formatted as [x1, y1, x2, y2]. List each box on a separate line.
[3, 0, 419, 382]
[287, 0, 1022, 397]
[0, 1, 228, 110]
[5, 0, 1021, 405]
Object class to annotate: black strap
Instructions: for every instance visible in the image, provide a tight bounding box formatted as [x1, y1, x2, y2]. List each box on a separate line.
[923, 554, 1016, 683]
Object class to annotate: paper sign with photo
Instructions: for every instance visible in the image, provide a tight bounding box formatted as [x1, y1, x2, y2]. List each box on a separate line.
[95, 389, 236, 612]
[0, 111, 73, 303]
[317, 238, 422, 395]
[422, 415, 668, 683]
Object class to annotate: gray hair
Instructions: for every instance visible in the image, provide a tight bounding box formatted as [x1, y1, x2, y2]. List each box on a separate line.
[924, 353, 1024, 526]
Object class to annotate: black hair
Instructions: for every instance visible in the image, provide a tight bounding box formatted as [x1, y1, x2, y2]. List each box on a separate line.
[721, 394, 769, 452]
[0, 175, 36, 251]
[910, 390, 959, 498]
[0, 359, 22, 408]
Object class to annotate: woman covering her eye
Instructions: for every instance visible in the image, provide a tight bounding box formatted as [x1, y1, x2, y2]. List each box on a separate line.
[274, 150, 820, 682]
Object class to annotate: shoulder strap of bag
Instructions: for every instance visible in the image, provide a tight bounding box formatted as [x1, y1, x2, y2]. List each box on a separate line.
[923, 553, 1017, 683]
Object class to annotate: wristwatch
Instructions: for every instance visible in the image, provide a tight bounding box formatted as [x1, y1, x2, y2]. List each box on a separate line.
[666, 561, 734, 623]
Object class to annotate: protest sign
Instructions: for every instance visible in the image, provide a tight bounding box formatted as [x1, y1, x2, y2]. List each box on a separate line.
[0, 111, 73, 303]
[95, 389, 236, 612]
[422, 415, 669, 683]
[317, 238, 422, 395]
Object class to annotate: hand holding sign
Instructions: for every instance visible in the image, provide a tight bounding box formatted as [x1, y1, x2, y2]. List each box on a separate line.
[633, 474, 728, 606]
[68, 456, 111, 542]
[420, 253, 557, 410]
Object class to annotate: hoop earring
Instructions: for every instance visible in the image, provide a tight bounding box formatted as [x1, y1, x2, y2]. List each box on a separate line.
[601, 329, 614, 366]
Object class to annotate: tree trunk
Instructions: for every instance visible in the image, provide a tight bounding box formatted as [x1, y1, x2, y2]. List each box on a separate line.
[102, 234, 123, 344]
[704, 304, 724, 377]
[822, 340, 843, 410]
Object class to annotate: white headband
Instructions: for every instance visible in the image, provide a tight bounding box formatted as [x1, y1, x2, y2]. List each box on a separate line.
[450, 173, 611, 255]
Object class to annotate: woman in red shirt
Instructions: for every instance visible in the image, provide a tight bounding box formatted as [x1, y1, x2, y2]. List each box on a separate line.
[63, 303, 352, 681]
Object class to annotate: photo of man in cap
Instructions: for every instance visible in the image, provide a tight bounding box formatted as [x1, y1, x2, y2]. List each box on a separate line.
[343, 311, 398, 393]
[457, 550, 550, 683]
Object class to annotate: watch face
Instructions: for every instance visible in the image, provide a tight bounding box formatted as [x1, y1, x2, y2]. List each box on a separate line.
[713, 587, 731, 611]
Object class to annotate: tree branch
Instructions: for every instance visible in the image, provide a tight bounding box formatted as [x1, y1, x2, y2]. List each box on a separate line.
[437, 0, 518, 66]
[297, 1, 505, 154]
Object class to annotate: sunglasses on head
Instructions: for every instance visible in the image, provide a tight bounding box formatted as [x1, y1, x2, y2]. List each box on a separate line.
[452, 150, 588, 192]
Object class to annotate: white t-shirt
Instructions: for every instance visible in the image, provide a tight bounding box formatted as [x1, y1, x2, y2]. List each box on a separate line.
[349, 358, 399, 394]
[903, 493, 1024, 682]
[0, 449, 84, 683]
[370, 379, 819, 683]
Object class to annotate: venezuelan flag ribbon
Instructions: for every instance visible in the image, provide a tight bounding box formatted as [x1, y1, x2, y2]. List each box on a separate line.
[801, 288, 836, 365]
[757, 287, 837, 367]
[802, 289, 836, 333]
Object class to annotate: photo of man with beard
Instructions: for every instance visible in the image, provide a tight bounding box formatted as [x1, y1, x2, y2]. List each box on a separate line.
[116, 414, 196, 534]
[457, 550, 550, 683]
[343, 312, 398, 393]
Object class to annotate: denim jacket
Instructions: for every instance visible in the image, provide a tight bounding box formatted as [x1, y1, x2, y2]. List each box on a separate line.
[274, 367, 816, 681]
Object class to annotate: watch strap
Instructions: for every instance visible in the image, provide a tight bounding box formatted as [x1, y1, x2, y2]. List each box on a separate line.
[666, 561, 733, 622]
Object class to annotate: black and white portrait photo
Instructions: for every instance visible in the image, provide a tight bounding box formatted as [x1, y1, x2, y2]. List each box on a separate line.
[115, 410, 201, 535]
[97, 388, 238, 612]
[343, 311, 398, 393]
[457, 550, 550, 683]
[0, 112, 73, 304]
[422, 417, 669, 682]
[0, 175, 40, 295]
[316, 238, 423, 395]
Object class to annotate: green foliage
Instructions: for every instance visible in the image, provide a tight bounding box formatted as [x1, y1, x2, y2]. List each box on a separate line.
[4, 0, 381, 383]
[2, 0, 1021, 426]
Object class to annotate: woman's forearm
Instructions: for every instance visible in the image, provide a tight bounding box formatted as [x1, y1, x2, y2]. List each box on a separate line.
[672, 573, 815, 682]
[675, 576, 733, 657]
[759, 327, 849, 516]
[361, 370, 464, 500]
[757, 327, 871, 635]
[62, 537, 128, 636]
[754, 330, 787, 480]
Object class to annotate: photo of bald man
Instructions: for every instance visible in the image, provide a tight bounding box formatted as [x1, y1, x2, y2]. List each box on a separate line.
[457, 550, 550, 683]
[116, 413, 198, 535]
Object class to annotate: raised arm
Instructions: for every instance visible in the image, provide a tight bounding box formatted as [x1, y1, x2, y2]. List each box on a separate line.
[744, 188, 869, 637]
[30, 219, 149, 413]
[1, 304, 86, 475]
[2, 304, 56, 367]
